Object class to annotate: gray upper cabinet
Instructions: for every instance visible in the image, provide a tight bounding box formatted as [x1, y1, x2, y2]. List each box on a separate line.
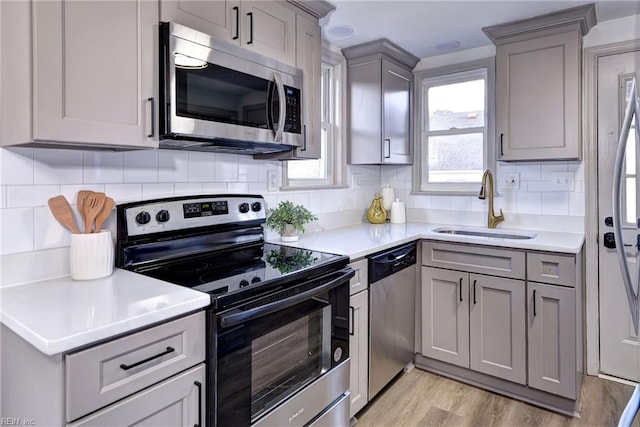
[343, 39, 419, 165]
[483, 4, 596, 161]
[161, 0, 297, 66]
[1, 0, 159, 150]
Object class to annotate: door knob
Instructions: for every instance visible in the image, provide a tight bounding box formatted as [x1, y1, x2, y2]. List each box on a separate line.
[604, 232, 616, 249]
[605, 216, 613, 227]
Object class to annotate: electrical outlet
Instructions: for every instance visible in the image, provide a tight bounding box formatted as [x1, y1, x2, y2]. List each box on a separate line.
[267, 170, 278, 192]
[550, 171, 574, 191]
[501, 173, 520, 191]
[352, 173, 361, 189]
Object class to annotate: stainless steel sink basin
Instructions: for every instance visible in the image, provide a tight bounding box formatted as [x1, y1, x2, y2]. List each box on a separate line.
[432, 227, 537, 240]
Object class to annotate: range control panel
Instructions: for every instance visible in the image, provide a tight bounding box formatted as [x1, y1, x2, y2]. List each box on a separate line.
[120, 195, 266, 236]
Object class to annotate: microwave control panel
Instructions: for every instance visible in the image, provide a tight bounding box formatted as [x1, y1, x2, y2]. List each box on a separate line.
[283, 85, 301, 134]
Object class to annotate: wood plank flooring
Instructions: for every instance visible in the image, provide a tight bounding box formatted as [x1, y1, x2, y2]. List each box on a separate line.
[354, 368, 638, 427]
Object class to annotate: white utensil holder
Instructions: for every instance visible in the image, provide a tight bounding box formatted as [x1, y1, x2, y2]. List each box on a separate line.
[70, 230, 114, 281]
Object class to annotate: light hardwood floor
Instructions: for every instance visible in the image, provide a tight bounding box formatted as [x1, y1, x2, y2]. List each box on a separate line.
[354, 368, 638, 427]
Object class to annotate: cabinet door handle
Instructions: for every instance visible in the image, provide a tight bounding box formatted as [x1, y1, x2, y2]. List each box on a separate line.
[194, 380, 202, 427]
[247, 12, 254, 44]
[232, 6, 239, 40]
[459, 278, 463, 302]
[533, 290, 537, 317]
[384, 139, 391, 158]
[119, 346, 175, 371]
[301, 124, 307, 151]
[147, 97, 155, 138]
[473, 280, 477, 305]
[349, 305, 355, 336]
[499, 133, 504, 157]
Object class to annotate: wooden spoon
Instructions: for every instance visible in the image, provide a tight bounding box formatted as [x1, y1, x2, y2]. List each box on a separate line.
[48, 195, 81, 234]
[92, 197, 114, 233]
[77, 190, 93, 226]
[83, 192, 106, 233]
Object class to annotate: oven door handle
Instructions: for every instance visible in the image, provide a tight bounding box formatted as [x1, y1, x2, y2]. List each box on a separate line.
[218, 268, 354, 328]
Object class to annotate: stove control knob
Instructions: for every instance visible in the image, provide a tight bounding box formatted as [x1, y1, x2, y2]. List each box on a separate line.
[251, 202, 262, 212]
[251, 277, 261, 284]
[135, 211, 151, 225]
[239, 279, 250, 288]
[239, 203, 250, 214]
[156, 209, 171, 223]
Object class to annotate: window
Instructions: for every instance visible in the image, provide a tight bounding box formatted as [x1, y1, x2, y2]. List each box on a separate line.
[414, 58, 495, 193]
[623, 76, 637, 225]
[284, 49, 345, 188]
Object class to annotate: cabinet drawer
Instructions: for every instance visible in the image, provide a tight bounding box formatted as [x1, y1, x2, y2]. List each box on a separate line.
[422, 241, 525, 279]
[349, 258, 368, 295]
[66, 311, 206, 422]
[527, 252, 575, 287]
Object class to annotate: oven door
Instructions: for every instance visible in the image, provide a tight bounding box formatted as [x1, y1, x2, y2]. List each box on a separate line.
[160, 23, 303, 147]
[211, 268, 353, 427]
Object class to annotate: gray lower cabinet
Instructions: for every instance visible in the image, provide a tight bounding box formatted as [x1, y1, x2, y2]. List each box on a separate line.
[421, 266, 526, 384]
[67, 364, 205, 426]
[348, 258, 369, 418]
[527, 282, 576, 399]
[419, 240, 583, 413]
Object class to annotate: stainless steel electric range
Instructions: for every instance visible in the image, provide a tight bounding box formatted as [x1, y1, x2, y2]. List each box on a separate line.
[115, 194, 353, 427]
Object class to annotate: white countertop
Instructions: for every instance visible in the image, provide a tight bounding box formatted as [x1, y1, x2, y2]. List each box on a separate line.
[0, 269, 210, 356]
[275, 222, 585, 259]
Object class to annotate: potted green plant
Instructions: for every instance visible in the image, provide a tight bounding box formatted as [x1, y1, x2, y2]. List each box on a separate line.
[265, 201, 318, 242]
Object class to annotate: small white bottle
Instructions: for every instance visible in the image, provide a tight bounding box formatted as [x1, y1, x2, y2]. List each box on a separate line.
[390, 198, 406, 224]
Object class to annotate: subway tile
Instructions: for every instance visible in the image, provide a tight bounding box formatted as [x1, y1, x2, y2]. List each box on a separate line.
[515, 164, 541, 181]
[158, 150, 189, 183]
[321, 191, 335, 214]
[1, 207, 34, 254]
[1, 147, 34, 185]
[34, 148, 83, 184]
[542, 192, 569, 216]
[83, 152, 124, 184]
[142, 183, 175, 199]
[516, 192, 542, 215]
[202, 182, 228, 193]
[124, 150, 159, 183]
[450, 196, 472, 211]
[214, 154, 239, 182]
[306, 190, 323, 214]
[7, 185, 60, 208]
[228, 182, 249, 194]
[541, 162, 568, 174]
[0, 186, 6, 209]
[248, 182, 268, 195]
[175, 183, 203, 196]
[431, 195, 452, 210]
[34, 206, 73, 250]
[569, 192, 586, 216]
[188, 151, 215, 182]
[238, 156, 260, 182]
[104, 184, 143, 204]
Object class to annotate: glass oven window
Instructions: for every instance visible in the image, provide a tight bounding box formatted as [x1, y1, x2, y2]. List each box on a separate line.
[175, 62, 280, 130]
[216, 298, 331, 426]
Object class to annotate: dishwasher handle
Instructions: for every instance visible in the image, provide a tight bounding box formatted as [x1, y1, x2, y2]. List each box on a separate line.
[368, 242, 417, 283]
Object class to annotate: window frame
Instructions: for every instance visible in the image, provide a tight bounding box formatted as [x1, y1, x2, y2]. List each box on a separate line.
[412, 57, 496, 195]
[283, 45, 347, 190]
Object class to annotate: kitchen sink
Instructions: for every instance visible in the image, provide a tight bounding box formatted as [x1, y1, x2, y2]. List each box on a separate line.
[432, 227, 537, 240]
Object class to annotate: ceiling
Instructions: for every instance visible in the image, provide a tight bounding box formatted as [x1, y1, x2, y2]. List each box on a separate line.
[320, 1, 640, 59]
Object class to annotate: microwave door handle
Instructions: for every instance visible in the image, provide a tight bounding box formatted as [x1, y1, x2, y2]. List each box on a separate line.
[266, 80, 275, 134]
[272, 73, 286, 142]
[218, 268, 355, 328]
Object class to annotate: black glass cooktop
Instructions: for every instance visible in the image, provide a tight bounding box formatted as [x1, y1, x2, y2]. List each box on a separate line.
[139, 243, 347, 299]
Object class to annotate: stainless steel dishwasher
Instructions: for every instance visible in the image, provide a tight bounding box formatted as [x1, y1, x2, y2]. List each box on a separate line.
[367, 241, 417, 400]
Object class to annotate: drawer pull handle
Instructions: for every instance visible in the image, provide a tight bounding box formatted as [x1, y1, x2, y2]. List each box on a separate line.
[459, 278, 463, 302]
[473, 280, 477, 305]
[119, 346, 175, 371]
[349, 306, 355, 336]
[533, 290, 537, 317]
[194, 380, 203, 427]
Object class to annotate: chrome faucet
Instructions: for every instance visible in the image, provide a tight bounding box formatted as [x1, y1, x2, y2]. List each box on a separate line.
[479, 169, 505, 229]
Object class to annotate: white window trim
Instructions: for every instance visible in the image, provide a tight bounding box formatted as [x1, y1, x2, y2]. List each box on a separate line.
[412, 57, 496, 195]
[282, 44, 347, 190]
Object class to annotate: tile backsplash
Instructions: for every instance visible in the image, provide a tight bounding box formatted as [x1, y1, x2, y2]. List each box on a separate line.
[0, 147, 381, 256]
[0, 146, 585, 257]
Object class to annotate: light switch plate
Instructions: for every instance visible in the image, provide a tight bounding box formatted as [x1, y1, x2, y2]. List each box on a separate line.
[550, 171, 574, 191]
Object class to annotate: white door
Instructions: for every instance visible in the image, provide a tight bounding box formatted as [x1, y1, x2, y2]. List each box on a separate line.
[598, 50, 640, 381]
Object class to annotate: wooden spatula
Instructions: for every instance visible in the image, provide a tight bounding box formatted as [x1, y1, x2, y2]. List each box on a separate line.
[92, 196, 114, 233]
[83, 192, 106, 233]
[48, 195, 81, 234]
[77, 190, 93, 227]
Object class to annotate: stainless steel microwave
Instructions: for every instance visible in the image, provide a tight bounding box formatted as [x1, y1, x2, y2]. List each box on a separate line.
[159, 22, 304, 154]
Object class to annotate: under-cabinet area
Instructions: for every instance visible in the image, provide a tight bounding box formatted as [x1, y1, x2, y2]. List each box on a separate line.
[416, 240, 583, 415]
